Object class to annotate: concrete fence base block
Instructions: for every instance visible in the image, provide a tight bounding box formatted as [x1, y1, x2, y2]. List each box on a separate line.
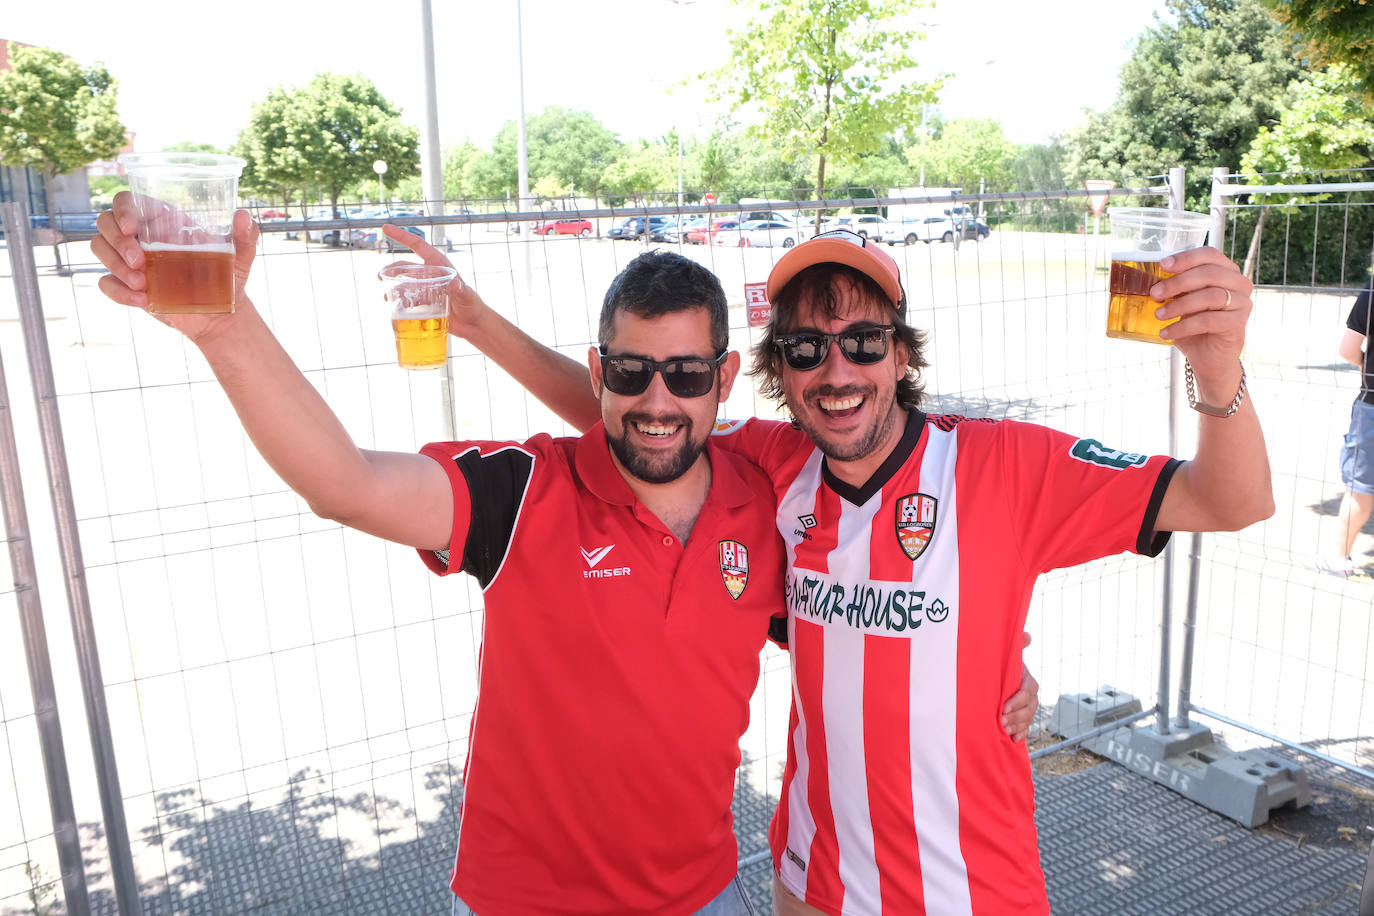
[1050, 689, 1311, 828]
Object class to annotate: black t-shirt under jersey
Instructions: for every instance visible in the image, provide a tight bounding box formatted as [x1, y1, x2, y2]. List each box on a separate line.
[1347, 281, 1374, 405]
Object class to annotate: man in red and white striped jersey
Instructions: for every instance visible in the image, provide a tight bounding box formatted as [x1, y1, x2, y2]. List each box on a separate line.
[702, 229, 1273, 915]
[432, 224, 1269, 914]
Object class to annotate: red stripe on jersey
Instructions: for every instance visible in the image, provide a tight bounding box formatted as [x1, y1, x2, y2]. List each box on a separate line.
[863, 633, 926, 913]
[794, 621, 845, 907]
[793, 475, 842, 574]
[769, 699, 801, 871]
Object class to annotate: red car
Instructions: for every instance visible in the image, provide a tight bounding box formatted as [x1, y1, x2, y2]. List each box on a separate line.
[534, 216, 593, 237]
[686, 218, 739, 245]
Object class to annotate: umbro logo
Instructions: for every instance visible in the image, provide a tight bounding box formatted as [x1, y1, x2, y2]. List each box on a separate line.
[798, 514, 817, 530]
[581, 544, 631, 579]
[580, 545, 616, 568]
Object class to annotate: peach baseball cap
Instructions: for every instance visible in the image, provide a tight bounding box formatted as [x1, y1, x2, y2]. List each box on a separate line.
[765, 229, 906, 316]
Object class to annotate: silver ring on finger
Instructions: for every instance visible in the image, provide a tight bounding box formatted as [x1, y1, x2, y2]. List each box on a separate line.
[1223, 288, 1232, 308]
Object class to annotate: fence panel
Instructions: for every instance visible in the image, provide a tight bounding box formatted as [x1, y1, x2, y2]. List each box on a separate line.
[1187, 171, 1374, 777]
[13, 177, 1369, 912]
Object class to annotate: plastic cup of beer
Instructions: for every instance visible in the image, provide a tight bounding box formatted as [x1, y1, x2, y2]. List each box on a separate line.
[378, 263, 456, 370]
[119, 153, 244, 314]
[1106, 207, 1211, 344]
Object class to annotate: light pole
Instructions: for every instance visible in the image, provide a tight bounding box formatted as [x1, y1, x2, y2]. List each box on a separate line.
[373, 159, 387, 206]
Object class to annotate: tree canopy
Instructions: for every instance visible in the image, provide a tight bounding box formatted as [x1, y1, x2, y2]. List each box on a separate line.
[1061, 0, 1300, 204]
[0, 42, 126, 212]
[906, 118, 1016, 191]
[1258, 0, 1374, 100]
[233, 73, 418, 212]
[707, 0, 939, 216]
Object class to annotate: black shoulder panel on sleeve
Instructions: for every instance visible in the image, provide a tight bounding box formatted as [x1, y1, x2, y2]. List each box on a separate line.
[454, 448, 536, 587]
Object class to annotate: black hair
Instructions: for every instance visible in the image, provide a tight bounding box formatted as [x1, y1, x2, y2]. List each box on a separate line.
[598, 250, 728, 353]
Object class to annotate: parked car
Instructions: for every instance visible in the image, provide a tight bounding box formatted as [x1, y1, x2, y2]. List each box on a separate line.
[648, 219, 685, 242]
[534, 216, 593, 237]
[685, 218, 738, 245]
[347, 224, 426, 251]
[927, 216, 991, 243]
[879, 216, 950, 246]
[660, 216, 707, 243]
[711, 219, 801, 249]
[824, 214, 888, 238]
[608, 216, 676, 240]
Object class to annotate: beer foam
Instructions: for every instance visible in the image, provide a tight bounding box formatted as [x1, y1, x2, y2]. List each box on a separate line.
[1112, 248, 1190, 262]
[139, 241, 234, 254]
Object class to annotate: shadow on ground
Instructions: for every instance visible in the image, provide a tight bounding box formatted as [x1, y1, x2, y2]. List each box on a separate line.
[75, 754, 783, 916]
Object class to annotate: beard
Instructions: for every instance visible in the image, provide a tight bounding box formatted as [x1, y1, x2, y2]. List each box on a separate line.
[604, 411, 706, 484]
[788, 383, 901, 463]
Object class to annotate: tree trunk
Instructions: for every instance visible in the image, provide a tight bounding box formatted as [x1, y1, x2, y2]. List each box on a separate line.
[1242, 205, 1267, 282]
[815, 155, 827, 235]
[41, 164, 66, 273]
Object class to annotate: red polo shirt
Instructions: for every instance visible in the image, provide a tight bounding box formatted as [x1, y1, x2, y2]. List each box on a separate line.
[419, 423, 785, 915]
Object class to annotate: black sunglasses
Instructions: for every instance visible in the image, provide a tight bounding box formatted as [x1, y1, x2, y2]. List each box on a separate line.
[598, 350, 727, 398]
[774, 325, 895, 371]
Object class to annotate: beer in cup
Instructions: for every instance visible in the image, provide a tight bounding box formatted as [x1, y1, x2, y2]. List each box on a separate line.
[120, 153, 245, 314]
[1106, 207, 1211, 344]
[378, 263, 457, 370]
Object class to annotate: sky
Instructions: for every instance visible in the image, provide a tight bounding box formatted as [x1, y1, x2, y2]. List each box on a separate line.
[6, 0, 1171, 156]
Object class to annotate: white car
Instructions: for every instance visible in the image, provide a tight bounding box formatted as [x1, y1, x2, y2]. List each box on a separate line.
[880, 216, 951, 246]
[823, 214, 888, 238]
[711, 219, 801, 248]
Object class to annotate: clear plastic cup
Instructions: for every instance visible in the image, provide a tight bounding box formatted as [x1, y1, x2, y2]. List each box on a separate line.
[120, 153, 245, 314]
[1106, 207, 1211, 344]
[378, 263, 457, 370]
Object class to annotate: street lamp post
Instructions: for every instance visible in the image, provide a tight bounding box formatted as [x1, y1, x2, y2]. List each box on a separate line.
[373, 159, 388, 206]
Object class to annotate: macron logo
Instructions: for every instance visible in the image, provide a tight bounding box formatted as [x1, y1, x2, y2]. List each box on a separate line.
[581, 545, 616, 568]
[581, 544, 631, 579]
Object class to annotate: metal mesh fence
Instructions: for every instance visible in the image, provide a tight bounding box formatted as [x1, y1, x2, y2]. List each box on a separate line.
[1, 175, 1370, 912]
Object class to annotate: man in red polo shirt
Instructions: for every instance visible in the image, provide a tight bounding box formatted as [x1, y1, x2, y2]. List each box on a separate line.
[91, 197, 783, 914]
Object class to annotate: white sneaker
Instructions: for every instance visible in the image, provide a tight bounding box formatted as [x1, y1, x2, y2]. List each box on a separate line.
[1315, 555, 1357, 577]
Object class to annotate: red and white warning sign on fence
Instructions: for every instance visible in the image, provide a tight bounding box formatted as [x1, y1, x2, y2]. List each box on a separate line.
[1085, 179, 1116, 216]
[745, 282, 770, 327]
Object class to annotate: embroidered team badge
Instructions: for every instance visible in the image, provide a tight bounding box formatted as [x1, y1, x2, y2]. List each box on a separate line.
[895, 493, 938, 561]
[719, 540, 749, 600]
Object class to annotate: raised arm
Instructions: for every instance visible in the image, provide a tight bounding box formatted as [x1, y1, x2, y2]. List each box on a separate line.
[1151, 245, 1274, 533]
[381, 225, 602, 433]
[91, 193, 453, 551]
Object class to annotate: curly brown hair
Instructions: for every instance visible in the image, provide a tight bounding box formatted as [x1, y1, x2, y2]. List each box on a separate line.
[749, 263, 929, 409]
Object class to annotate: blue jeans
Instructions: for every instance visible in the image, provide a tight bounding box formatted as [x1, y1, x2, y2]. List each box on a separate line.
[452, 874, 757, 915]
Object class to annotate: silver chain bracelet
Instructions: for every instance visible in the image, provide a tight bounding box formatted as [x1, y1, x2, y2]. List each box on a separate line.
[1184, 359, 1247, 418]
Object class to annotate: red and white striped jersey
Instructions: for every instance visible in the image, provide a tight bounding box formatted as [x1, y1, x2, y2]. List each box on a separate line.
[713, 411, 1177, 915]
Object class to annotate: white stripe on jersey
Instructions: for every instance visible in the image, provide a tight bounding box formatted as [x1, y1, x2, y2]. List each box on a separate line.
[909, 426, 971, 915]
[779, 449, 825, 896]
[827, 495, 883, 914]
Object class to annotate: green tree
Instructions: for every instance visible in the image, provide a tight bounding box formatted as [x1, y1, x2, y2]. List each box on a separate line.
[441, 141, 482, 200]
[1235, 63, 1374, 281]
[905, 118, 1015, 190]
[162, 141, 225, 154]
[233, 73, 418, 218]
[0, 42, 125, 223]
[1258, 0, 1374, 100]
[707, 0, 940, 227]
[473, 107, 622, 203]
[1061, 0, 1300, 206]
[602, 141, 678, 204]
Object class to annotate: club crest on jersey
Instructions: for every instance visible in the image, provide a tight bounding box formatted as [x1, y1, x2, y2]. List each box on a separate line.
[719, 540, 749, 600]
[895, 493, 938, 561]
